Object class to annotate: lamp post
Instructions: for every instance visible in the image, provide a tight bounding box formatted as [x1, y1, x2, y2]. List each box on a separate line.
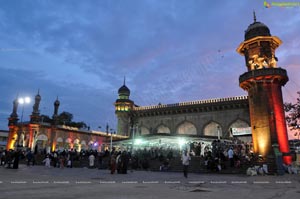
[18, 97, 31, 147]
[110, 128, 115, 153]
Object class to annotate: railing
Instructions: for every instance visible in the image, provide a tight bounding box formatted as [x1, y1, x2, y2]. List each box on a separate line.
[134, 96, 248, 111]
[239, 68, 288, 83]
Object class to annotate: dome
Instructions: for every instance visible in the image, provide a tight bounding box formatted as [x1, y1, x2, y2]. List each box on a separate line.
[54, 98, 60, 106]
[118, 84, 130, 96]
[244, 21, 271, 40]
[35, 94, 41, 101]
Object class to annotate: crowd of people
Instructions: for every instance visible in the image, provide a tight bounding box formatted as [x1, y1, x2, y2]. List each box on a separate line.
[2, 138, 298, 176]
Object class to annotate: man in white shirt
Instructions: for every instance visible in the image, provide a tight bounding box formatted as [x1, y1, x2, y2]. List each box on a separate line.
[181, 150, 191, 178]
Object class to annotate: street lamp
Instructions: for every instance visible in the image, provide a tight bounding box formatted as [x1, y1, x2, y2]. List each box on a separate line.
[18, 96, 31, 147]
[110, 128, 113, 153]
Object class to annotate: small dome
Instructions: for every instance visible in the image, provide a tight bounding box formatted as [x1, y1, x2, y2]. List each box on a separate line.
[118, 84, 130, 96]
[54, 98, 60, 106]
[35, 94, 41, 101]
[244, 21, 271, 41]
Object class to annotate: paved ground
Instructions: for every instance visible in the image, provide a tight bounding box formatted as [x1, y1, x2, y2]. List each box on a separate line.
[0, 164, 299, 199]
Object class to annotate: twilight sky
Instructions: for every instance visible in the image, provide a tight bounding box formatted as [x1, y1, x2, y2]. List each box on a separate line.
[0, 0, 299, 138]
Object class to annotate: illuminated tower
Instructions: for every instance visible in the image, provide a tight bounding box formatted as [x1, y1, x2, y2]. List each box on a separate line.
[114, 79, 134, 136]
[27, 90, 42, 150]
[6, 98, 19, 150]
[237, 13, 291, 165]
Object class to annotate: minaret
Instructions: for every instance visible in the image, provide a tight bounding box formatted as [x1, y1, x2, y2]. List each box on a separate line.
[30, 90, 41, 123]
[114, 78, 134, 136]
[8, 98, 19, 126]
[52, 97, 60, 125]
[237, 13, 291, 166]
[6, 98, 19, 150]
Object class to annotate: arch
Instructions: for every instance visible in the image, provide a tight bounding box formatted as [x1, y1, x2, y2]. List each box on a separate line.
[81, 140, 87, 150]
[140, 126, 150, 135]
[176, 121, 197, 135]
[156, 124, 171, 134]
[228, 119, 250, 137]
[74, 139, 80, 144]
[65, 138, 72, 143]
[203, 121, 222, 137]
[37, 134, 48, 141]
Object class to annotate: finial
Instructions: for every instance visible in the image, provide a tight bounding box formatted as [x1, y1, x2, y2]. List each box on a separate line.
[253, 10, 256, 22]
[37, 89, 40, 95]
[123, 76, 126, 86]
[56, 96, 59, 100]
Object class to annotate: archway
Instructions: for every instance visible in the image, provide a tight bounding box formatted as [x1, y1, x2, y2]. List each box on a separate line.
[203, 122, 222, 137]
[176, 121, 197, 135]
[156, 125, 171, 134]
[140, 126, 150, 135]
[36, 134, 48, 153]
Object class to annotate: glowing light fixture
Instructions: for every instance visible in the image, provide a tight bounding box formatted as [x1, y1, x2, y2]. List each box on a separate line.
[134, 138, 143, 145]
[177, 138, 186, 148]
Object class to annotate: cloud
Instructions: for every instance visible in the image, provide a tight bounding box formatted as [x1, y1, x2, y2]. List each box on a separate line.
[0, 0, 299, 134]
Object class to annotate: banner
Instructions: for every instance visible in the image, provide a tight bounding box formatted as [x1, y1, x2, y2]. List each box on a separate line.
[231, 127, 252, 136]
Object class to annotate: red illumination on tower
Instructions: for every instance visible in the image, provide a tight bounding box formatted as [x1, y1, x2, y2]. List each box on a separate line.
[237, 13, 291, 166]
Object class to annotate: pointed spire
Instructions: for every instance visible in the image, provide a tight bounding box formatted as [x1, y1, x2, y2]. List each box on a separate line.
[253, 10, 256, 22]
[123, 76, 126, 86]
[37, 89, 40, 95]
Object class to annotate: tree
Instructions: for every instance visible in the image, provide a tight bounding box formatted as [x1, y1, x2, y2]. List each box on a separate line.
[58, 111, 73, 124]
[40, 114, 53, 123]
[39, 111, 88, 129]
[284, 91, 300, 139]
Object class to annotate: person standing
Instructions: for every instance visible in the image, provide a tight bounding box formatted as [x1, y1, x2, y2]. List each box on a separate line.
[228, 147, 234, 167]
[89, 153, 95, 168]
[110, 153, 117, 174]
[181, 150, 191, 178]
[12, 150, 21, 169]
[43, 155, 51, 168]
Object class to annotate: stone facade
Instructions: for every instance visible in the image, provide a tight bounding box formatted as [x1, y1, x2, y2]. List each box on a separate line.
[116, 92, 251, 139]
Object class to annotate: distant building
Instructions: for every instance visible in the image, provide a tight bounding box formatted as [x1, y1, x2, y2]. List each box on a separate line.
[0, 130, 9, 150]
[6, 92, 127, 153]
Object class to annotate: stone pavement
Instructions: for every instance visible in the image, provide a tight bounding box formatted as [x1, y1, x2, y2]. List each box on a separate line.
[0, 164, 299, 199]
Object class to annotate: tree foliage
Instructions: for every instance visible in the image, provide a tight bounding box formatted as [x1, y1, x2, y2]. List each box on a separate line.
[284, 91, 300, 136]
[40, 111, 88, 129]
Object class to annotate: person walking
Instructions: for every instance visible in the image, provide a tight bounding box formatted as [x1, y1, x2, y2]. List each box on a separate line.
[181, 150, 191, 178]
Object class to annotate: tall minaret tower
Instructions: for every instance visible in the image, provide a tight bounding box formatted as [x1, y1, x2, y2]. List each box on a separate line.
[52, 97, 60, 125]
[30, 90, 41, 123]
[6, 98, 19, 150]
[114, 78, 134, 136]
[237, 12, 291, 165]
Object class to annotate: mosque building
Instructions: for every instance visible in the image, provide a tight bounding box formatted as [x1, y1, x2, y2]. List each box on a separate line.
[6, 91, 127, 153]
[5, 14, 291, 169]
[114, 13, 291, 166]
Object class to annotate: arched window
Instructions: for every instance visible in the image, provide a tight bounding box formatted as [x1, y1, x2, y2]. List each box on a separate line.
[141, 126, 150, 135]
[204, 122, 222, 137]
[157, 125, 171, 134]
[176, 121, 197, 135]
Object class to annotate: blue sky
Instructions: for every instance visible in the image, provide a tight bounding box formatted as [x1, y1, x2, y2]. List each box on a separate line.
[0, 0, 299, 137]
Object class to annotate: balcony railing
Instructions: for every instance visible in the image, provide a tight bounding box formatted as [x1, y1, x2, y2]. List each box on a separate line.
[239, 68, 288, 83]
